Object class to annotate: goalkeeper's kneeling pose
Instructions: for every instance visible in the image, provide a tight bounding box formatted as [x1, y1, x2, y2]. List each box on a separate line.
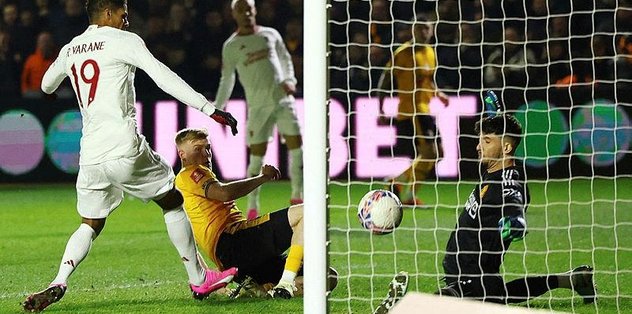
[374, 114, 596, 313]
[174, 128, 334, 299]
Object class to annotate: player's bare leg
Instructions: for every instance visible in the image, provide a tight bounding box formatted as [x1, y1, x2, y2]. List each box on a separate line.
[284, 134, 303, 205]
[270, 204, 304, 299]
[23, 218, 104, 312]
[247, 142, 267, 220]
[394, 139, 439, 206]
[155, 188, 236, 299]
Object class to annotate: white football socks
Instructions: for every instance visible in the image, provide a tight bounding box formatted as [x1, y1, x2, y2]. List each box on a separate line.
[163, 207, 206, 286]
[289, 148, 303, 200]
[280, 269, 297, 284]
[51, 223, 95, 285]
[247, 154, 264, 210]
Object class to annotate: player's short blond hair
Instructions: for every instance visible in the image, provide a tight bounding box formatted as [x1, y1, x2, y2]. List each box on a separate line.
[175, 128, 209, 146]
[231, 0, 255, 9]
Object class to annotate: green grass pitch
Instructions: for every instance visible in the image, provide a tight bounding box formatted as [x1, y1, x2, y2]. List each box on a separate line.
[1, 178, 631, 313]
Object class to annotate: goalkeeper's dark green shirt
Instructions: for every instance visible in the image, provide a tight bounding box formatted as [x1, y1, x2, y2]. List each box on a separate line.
[443, 166, 530, 276]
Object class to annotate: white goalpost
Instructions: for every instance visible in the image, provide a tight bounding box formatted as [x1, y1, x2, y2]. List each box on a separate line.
[303, 0, 328, 313]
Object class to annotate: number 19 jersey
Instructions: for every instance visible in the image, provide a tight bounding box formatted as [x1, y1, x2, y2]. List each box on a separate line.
[42, 25, 215, 165]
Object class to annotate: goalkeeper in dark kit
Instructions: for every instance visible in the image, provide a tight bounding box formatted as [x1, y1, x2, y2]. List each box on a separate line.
[373, 92, 596, 313]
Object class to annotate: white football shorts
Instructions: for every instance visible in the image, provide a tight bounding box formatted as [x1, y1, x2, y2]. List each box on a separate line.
[76, 137, 174, 219]
[247, 103, 301, 146]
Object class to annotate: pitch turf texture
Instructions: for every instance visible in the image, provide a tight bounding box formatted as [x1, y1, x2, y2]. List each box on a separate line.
[1, 179, 631, 313]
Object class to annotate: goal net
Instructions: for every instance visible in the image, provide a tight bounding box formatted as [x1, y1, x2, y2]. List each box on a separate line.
[326, 1, 632, 313]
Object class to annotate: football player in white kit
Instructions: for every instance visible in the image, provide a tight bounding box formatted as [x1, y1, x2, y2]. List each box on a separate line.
[215, 0, 304, 220]
[22, 0, 239, 311]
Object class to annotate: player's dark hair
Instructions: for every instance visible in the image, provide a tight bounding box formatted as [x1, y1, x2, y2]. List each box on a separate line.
[85, 0, 126, 22]
[475, 114, 523, 153]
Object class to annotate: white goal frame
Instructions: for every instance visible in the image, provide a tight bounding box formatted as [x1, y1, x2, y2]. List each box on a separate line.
[303, 0, 328, 313]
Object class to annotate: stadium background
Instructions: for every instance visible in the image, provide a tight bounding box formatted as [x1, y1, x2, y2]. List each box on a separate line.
[0, 0, 630, 182]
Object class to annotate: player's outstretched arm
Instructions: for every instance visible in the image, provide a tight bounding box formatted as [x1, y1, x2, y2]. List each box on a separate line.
[120, 33, 218, 116]
[204, 165, 280, 202]
[273, 28, 297, 88]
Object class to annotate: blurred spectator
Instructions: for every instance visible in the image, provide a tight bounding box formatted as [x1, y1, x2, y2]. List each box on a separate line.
[457, 22, 484, 92]
[21, 31, 54, 97]
[614, 35, 632, 92]
[134, 15, 168, 96]
[484, 26, 537, 88]
[1, 3, 23, 62]
[51, 0, 88, 45]
[435, 3, 460, 91]
[17, 8, 38, 54]
[148, 0, 170, 16]
[164, 3, 192, 70]
[1, 3, 18, 31]
[285, 0, 303, 21]
[348, 32, 370, 93]
[284, 18, 303, 91]
[368, 0, 392, 67]
[144, 16, 169, 60]
[592, 35, 615, 83]
[190, 10, 226, 95]
[526, 0, 548, 58]
[0, 0, 626, 106]
[479, 0, 503, 43]
[34, 0, 51, 30]
[0, 29, 20, 97]
[543, 40, 570, 85]
[284, 18, 302, 56]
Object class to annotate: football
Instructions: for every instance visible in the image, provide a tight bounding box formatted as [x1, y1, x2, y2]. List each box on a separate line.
[357, 189, 403, 235]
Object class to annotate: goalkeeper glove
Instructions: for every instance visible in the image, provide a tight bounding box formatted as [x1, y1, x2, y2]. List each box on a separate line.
[498, 216, 527, 242]
[483, 90, 501, 117]
[211, 109, 238, 135]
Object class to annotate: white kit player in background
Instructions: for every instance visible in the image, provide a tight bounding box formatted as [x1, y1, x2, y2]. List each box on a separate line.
[215, 0, 304, 220]
[22, 0, 239, 312]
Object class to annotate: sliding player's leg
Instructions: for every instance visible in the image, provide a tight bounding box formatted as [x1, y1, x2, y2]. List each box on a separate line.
[269, 204, 303, 298]
[114, 140, 235, 299]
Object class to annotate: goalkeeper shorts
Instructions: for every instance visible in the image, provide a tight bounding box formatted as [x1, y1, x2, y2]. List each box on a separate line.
[216, 207, 296, 285]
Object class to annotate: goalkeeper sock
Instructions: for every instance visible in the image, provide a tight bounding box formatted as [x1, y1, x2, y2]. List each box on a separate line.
[281, 244, 303, 283]
[163, 207, 206, 286]
[289, 148, 303, 200]
[51, 223, 95, 285]
[247, 154, 264, 210]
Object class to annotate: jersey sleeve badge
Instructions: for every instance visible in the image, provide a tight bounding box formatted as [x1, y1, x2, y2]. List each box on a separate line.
[190, 168, 206, 183]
